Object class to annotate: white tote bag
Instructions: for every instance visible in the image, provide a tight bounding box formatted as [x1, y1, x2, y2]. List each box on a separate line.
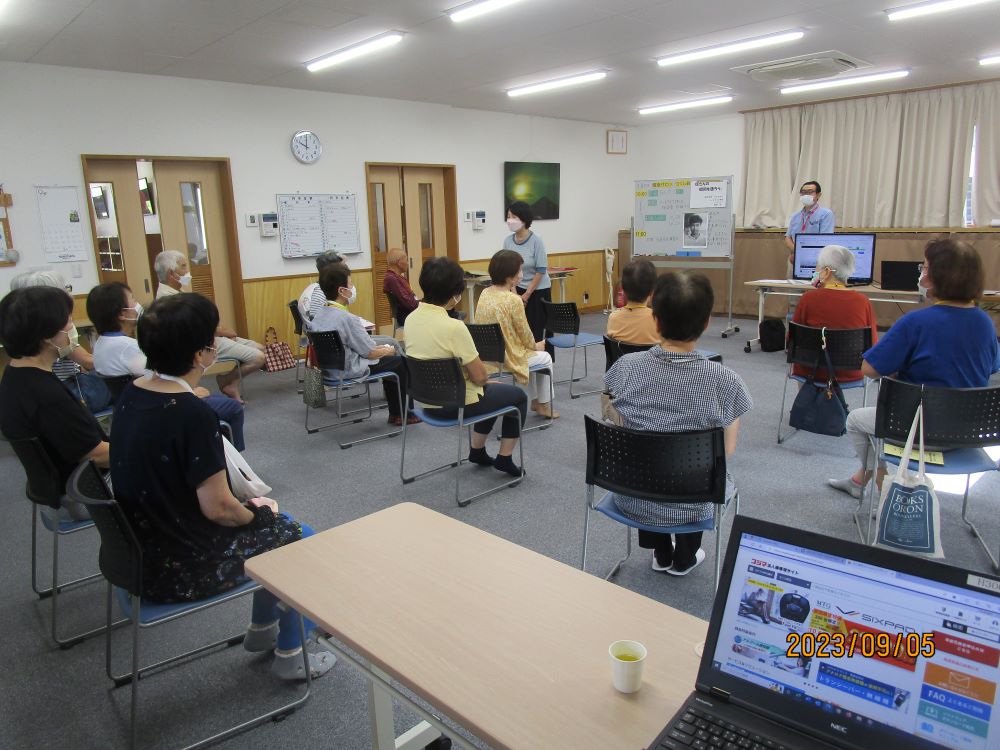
[223, 436, 272, 502]
[874, 403, 944, 558]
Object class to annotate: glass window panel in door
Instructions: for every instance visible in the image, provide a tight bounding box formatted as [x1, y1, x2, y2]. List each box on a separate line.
[180, 182, 210, 265]
[373, 183, 387, 253]
[418, 183, 433, 250]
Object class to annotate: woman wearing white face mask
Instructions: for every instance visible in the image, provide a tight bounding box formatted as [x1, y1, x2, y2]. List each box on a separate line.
[0, 286, 110, 520]
[784, 180, 835, 276]
[503, 201, 553, 358]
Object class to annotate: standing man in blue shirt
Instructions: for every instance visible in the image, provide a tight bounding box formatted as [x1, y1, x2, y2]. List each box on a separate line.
[784, 181, 835, 277]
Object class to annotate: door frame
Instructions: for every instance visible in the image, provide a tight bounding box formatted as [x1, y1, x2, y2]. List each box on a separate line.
[80, 154, 249, 336]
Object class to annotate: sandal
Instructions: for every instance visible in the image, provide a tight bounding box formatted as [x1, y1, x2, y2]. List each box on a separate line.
[271, 647, 337, 681]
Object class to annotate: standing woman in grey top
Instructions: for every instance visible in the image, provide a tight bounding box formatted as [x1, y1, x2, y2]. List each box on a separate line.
[503, 201, 554, 357]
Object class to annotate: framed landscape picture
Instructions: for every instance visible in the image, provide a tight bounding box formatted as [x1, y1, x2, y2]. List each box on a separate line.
[503, 161, 560, 220]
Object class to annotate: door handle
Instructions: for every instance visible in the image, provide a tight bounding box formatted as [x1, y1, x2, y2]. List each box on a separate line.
[144, 278, 150, 293]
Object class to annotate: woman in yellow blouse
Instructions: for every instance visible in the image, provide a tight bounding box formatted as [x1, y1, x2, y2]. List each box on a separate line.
[475, 250, 558, 419]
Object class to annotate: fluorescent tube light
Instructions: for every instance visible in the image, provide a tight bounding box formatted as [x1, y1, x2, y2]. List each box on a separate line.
[656, 30, 804, 67]
[886, 0, 999, 21]
[306, 32, 404, 72]
[980, 54, 1000, 66]
[506, 70, 607, 97]
[449, 0, 527, 23]
[780, 69, 909, 95]
[638, 96, 733, 115]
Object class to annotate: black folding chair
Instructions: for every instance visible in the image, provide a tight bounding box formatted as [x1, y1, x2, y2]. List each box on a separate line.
[287, 300, 308, 394]
[778, 323, 873, 444]
[466, 322, 553, 433]
[603, 336, 722, 371]
[542, 300, 603, 398]
[385, 293, 402, 336]
[400, 356, 524, 507]
[304, 329, 402, 448]
[66, 461, 312, 750]
[581, 415, 739, 591]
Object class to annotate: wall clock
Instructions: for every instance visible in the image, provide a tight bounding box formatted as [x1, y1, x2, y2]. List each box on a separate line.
[291, 130, 322, 164]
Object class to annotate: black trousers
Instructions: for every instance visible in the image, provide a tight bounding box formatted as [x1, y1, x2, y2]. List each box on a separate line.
[638, 530, 703, 571]
[433, 384, 527, 438]
[517, 285, 554, 359]
[368, 355, 407, 417]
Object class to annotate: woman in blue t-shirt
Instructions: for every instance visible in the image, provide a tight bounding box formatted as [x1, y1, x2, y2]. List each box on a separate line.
[829, 239, 1000, 499]
[503, 201, 553, 357]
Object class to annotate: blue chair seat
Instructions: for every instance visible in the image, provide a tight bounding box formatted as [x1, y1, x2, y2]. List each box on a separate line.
[413, 405, 514, 428]
[594, 492, 716, 535]
[548, 332, 603, 349]
[789, 374, 865, 390]
[881, 447, 998, 476]
[321, 370, 391, 388]
[116, 579, 259, 626]
[39, 512, 94, 534]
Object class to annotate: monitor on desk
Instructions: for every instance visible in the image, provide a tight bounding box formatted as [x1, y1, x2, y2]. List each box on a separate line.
[794, 233, 876, 286]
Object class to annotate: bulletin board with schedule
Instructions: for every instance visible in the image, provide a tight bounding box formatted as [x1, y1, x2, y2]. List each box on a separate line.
[633, 176, 733, 258]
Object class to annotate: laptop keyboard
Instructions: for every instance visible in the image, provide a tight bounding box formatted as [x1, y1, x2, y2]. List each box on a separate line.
[656, 705, 789, 750]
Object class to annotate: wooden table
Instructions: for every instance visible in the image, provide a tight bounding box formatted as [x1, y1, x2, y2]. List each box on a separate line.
[742, 280, 923, 353]
[245, 502, 705, 750]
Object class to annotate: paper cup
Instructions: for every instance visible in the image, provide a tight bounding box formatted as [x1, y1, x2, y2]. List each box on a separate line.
[609, 640, 647, 693]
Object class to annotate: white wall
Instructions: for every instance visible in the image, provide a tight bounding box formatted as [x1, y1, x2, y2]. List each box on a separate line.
[0, 61, 644, 292]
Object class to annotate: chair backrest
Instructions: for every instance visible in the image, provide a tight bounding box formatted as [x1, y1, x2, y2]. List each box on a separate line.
[96, 373, 134, 402]
[874, 377, 1000, 446]
[584, 415, 728, 504]
[288, 300, 304, 336]
[403, 356, 466, 408]
[466, 323, 506, 367]
[602, 335, 622, 371]
[306, 329, 347, 371]
[9, 437, 64, 508]
[385, 293, 400, 329]
[67, 460, 143, 594]
[542, 300, 580, 335]
[786, 323, 872, 371]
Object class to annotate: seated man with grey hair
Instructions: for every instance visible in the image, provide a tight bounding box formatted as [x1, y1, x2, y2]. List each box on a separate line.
[154, 249, 264, 402]
[790, 244, 878, 384]
[297, 250, 344, 322]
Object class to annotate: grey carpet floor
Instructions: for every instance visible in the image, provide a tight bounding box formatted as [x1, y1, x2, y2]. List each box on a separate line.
[2, 313, 998, 749]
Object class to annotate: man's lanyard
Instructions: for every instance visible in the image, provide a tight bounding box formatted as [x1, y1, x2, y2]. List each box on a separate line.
[800, 205, 818, 233]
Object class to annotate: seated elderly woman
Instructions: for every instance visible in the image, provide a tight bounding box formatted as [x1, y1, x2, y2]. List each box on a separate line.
[474, 249, 557, 419]
[829, 239, 1000, 499]
[791, 244, 878, 382]
[110, 293, 334, 680]
[0, 286, 109, 520]
[87, 281, 247, 450]
[604, 272, 752, 575]
[404, 257, 528, 477]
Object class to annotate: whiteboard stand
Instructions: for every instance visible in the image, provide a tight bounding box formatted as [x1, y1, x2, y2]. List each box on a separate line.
[720, 215, 739, 338]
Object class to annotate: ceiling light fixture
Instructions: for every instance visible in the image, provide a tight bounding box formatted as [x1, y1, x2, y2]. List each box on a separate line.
[885, 0, 999, 21]
[780, 69, 909, 94]
[507, 70, 607, 97]
[306, 32, 404, 72]
[638, 96, 734, 115]
[449, 0, 527, 23]
[980, 54, 1000, 66]
[656, 30, 804, 67]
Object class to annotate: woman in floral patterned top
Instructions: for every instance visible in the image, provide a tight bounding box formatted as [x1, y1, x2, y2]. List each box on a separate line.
[475, 250, 558, 419]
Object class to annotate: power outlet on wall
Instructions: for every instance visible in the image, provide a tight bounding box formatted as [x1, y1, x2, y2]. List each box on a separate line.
[583, 291, 590, 304]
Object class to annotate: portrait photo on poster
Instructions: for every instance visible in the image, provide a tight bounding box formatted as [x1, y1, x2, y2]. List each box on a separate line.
[683, 212, 707, 248]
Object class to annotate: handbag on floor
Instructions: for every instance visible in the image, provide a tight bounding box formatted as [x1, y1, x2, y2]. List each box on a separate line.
[303, 366, 327, 409]
[262, 326, 296, 372]
[758, 318, 786, 352]
[223, 435, 272, 502]
[788, 329, 849, 437]
[875, 402, 944, 558]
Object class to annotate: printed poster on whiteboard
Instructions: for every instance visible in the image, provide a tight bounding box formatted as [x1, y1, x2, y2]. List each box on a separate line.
[36, 186, 90, 263]
[690, 179, 728, 209]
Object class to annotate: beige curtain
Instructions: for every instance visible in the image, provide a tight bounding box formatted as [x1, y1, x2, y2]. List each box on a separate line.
[740, 107, 799, 228]
[972, 80, 1000, 226]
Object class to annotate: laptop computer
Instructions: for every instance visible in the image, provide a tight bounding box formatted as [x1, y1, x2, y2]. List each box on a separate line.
[793, 233, 876, 286]
[881, 261, 922, 292]
[648, 516, 1000, 750]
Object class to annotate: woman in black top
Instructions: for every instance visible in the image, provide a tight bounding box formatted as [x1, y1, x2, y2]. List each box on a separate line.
[0, 286, 108, 520]
[110, 293, 333, 681]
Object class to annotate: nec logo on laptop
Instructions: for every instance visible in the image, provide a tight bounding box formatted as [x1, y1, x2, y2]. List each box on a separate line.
[830, 723, 849, 734]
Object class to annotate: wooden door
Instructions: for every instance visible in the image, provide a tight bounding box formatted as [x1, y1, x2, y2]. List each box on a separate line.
[367, 165, 405, 331]
[153, 161, 239, 332]
[401, 166, 449, 298]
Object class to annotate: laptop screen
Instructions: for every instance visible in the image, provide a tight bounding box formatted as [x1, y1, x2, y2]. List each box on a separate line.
[702, 518, 1000, 750]
[794, 233, 876, 285]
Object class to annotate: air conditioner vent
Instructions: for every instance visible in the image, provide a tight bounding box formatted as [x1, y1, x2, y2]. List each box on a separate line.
[732, 50, 871, 83]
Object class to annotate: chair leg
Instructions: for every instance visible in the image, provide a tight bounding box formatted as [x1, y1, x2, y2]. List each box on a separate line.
[454, 418, 465, 508]
[43, 520, 108, 649]
[960, 474, 999, 571]
[581, 487, 593, 571]
[569, 347, 602, 399]
[605, 525, 632, 580]
[776, 376, 797, 445]
[853, 437, 876, 544]
[130, 596, 141, 750]
[522, 368, 554, 433]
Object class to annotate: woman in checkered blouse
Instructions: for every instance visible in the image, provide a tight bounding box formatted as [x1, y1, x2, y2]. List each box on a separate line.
[604, 272, 752, 576]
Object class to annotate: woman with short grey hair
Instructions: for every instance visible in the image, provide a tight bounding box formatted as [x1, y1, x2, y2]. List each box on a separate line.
[815, 244, 855, 284]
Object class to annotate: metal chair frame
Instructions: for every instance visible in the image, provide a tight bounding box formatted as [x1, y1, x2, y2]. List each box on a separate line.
[67, 461, 312, 750]
[304, 329, 402, 448]
[400, 356, 525, 507]
[466, 322, 554, 433]
[855, 378, 1000, 568]
[580, 416, 739, 591]
[777, 323, 873, 445]
[542, 300, 604, 399]
[288, 300, 309, 394]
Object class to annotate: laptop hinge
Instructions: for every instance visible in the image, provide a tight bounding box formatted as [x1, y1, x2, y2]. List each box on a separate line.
[709, 687, 731, 702]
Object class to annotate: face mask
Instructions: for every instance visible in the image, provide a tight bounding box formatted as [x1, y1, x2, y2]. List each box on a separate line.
[506, 218, 523, 233]
[918, 283, 931, 302]
[809, 271, 822, 288]
[68, 325, 80, 348]
[450, 294, 462, 309]
[50, 329, 75, 358]
[342, 285, 357, 305]
[178, 272, 192, 287]
[121, 303, 143, 321]
[799, 194, 815, 207]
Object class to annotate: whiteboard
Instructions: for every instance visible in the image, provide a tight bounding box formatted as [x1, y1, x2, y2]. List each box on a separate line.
[36, 186, 90, 263]
[276, 193, 361, 259]
[633, 176, 733, 258]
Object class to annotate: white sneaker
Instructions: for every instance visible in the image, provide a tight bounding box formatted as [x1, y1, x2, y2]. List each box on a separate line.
[667, 549, 706, 577]
[828, 476, 864, 500]
[651, 553, 671, 572]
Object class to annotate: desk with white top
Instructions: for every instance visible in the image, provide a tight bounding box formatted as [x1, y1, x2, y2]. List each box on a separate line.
[245, 502, 705, 750]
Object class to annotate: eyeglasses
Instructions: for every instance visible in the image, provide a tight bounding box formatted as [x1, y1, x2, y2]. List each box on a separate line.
[64, 284, 73, 293]
[799, 188, 817, 195]
[202, 345, 217, 354]
[917, 263, 926, 272]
